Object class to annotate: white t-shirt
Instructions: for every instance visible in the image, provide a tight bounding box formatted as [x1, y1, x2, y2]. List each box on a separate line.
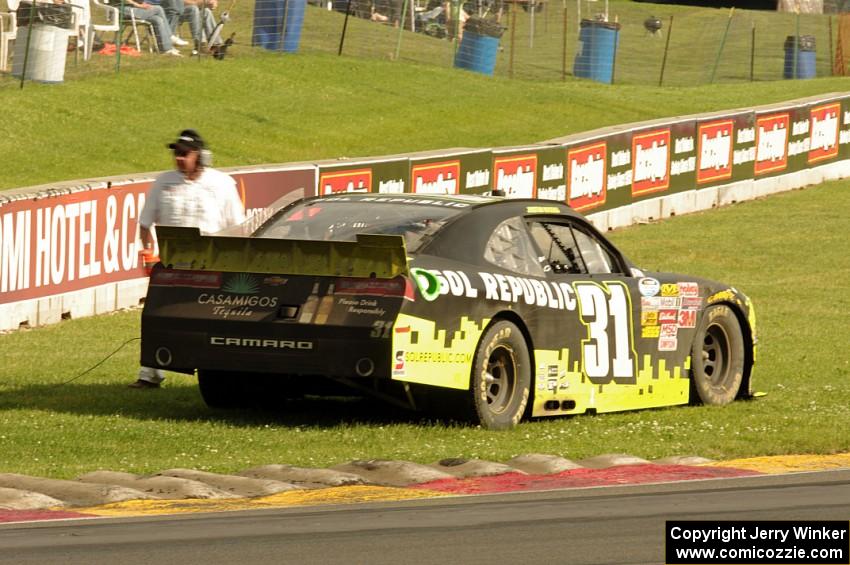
[139, 168, 246, 234]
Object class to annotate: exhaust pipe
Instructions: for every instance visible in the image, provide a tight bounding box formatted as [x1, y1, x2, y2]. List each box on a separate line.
[155, 347, 173, 367]
[355, 357, 375, 377]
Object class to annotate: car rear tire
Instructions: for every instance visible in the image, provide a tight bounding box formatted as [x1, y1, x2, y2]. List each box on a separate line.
[197, 370, 247, 409]
[690, 305, 744, 405]
[471, 320, 531, 430]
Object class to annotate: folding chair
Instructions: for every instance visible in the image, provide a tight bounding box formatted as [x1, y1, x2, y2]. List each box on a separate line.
[122, 8, 159, 52]
[86, 0, 119, 59]
[0, 10, 16, 71]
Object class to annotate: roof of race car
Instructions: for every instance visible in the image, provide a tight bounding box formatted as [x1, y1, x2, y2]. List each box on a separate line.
[313, 193, 581, 218]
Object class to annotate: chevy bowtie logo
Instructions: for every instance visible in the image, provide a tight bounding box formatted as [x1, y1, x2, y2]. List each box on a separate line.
[210, 337, 314, 350]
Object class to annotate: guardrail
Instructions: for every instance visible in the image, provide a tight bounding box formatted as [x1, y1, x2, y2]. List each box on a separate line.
[1, 91, 847, 331]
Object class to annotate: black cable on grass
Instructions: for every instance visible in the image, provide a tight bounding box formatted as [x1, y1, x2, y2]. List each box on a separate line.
[52, 337, 140, 388]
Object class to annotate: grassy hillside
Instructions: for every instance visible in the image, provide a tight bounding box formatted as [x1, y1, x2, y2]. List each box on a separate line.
[1, 49, 848, 191]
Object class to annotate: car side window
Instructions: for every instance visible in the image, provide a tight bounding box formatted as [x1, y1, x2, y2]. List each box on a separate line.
[529, 222, 584, 274]
[572, 228, 616, 274]
[484, 217, 545, 276]
[529, 221, 620, 275]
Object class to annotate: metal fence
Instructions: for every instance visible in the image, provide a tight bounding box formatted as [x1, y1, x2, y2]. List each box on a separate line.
[0, 0, 847, 88]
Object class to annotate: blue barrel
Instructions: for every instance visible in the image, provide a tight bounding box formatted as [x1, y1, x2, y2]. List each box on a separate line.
[573, 19, 620, 84]
[454, 31, 500, 76]
[252, 0, 306, 53]
[783, 35, 816, 79]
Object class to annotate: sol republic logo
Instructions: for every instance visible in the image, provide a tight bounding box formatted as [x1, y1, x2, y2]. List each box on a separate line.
[222, 273, 260, 295]
[210, 337, 314, 349]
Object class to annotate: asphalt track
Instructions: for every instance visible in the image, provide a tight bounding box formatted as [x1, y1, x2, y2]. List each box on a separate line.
[1, 469, 849, 565]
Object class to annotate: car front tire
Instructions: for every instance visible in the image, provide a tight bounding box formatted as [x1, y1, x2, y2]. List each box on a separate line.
[690, 304, 744, 405]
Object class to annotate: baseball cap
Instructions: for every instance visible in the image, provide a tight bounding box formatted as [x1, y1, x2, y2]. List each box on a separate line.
[167, 129, 205, 152]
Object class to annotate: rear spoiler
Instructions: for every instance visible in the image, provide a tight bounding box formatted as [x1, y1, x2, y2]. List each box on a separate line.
[155, 226, 409, 279]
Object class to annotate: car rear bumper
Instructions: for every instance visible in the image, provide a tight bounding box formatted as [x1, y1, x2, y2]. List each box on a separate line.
[141, 318, 391, 379]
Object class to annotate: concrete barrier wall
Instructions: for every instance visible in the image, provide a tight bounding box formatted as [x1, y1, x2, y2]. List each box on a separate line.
[1, 93, 848, 331]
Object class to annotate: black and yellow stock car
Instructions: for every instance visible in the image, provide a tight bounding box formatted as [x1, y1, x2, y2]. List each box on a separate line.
[142, 193, 757, 429]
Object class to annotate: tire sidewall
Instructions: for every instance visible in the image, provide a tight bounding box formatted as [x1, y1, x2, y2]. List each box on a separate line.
[472, 320, 531, 430]
[691, 304, 744, 405]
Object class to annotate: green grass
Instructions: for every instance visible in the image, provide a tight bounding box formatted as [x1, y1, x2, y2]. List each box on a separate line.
[1, 180, 848, 478]
[0, 48, 848, 192]
[0, 0, 848, 479]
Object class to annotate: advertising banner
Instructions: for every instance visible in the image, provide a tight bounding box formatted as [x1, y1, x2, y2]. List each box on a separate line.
[0, 184, 148, 305]
[630, 126, 673, 201]
[604, 129, 633, 211]
[807, 100, 842, 166]
[669, 120, 698, 193]
[230, 167, 317, 216]
[315, 159, 408, 196]
[695, 112, 755, 188]
[534, 145, 567, 202]
[491, 147, 538, 199]
[410, 150, 492, 196]
[565, 137, 608, 213]
[753, 109, 792, 178]
[839, 95, 850, 160]
[786, 104, 811, 174]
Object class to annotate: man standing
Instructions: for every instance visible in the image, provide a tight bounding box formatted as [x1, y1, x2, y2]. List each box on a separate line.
[130, 129, 245, 389]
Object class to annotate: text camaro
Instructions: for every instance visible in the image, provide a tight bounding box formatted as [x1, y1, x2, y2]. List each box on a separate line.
[141, 194, 757, 429]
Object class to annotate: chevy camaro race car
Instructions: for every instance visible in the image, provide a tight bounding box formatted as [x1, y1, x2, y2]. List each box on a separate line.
[141, 194, 757, 429]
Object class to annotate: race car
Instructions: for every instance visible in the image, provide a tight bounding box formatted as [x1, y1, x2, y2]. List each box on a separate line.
[141, 193, 757, 429]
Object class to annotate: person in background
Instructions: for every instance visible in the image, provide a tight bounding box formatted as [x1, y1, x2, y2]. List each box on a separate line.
[130, 129, 246, 389]
[119, 0, 182, 56]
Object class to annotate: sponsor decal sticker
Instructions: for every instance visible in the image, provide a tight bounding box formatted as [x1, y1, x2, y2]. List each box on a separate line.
[632, 129, 671, 196]
[659, 309, 678, 324]
[494, 154, 537, 198]
[222, 274, 261, 295]
[660, 296, 680, 309]
[641, 296, 661, 310]
[411, 160, 461, 195]
[809, 103, 841, 164]
[567, 141, 607, 211]
[319, 168, 373, 195]
[697, 120, 734, 184]
[209, 337, 314, 349]
[677, 282, 699, 297]
[658, 336, 678, 351]
[754, 113, 790, 175]
[409, 267, 442, 301]
[641, 326, 661, 339]
[336, 277, 408, 297]
[526, 206, 562, 214]
[661, 283, 679, 297]
[393, 350, 406, 376]
[681, 296, 702, 309]
[150, 270, 221, 288]
[660, 324, 678, 338]
[639, 277, 661, 297]
[262, 276, 288, 286]
[641, 311, 659, 326]
[678, 308, 697, 328]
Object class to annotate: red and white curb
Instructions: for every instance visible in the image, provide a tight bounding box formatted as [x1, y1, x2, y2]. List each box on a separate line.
[1, 453, 848, 524]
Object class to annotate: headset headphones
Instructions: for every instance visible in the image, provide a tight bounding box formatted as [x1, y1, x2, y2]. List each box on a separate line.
[199, 148, 213, 168]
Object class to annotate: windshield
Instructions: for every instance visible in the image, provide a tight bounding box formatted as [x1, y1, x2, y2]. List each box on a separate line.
[253, 198, 464, 251]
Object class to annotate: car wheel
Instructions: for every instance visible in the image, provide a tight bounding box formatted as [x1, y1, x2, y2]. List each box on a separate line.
[197, 370, 247, 409]
[690, 305, 744, 405]
[471, 320, 531, 430]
